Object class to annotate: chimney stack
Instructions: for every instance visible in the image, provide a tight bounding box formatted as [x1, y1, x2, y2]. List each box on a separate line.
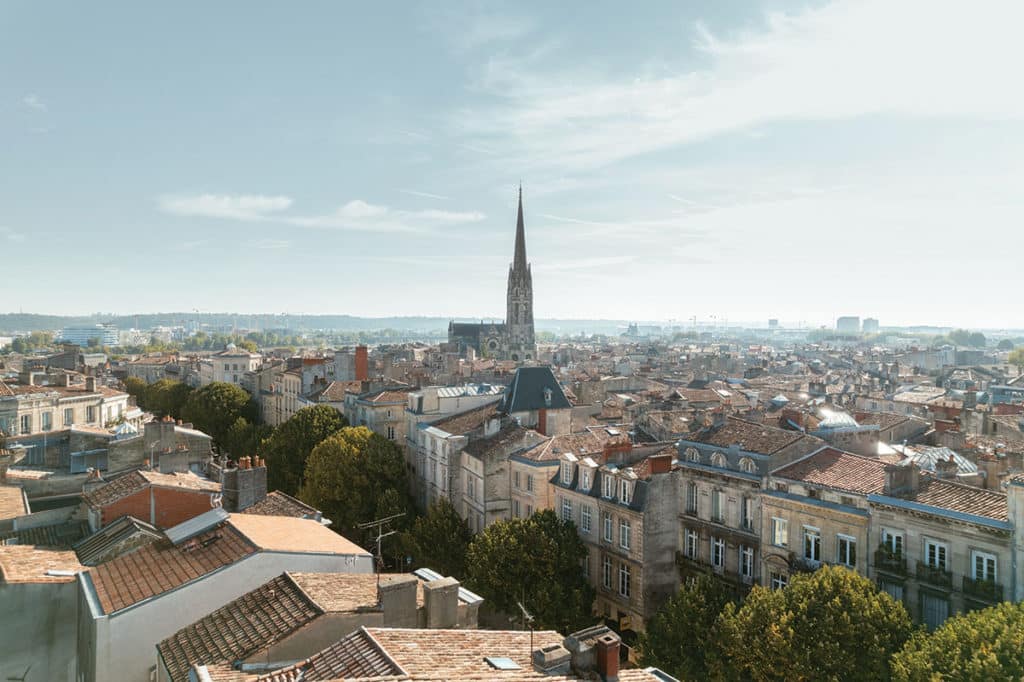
[85, 376, 97, 392]
[647, 452, 673, 475]
[935, 453, 959, 480]
[595, 633, 620, 682]
[378, 574, 419, 628]
[423, 577, 459, 628]
[884, 461, 920, 496]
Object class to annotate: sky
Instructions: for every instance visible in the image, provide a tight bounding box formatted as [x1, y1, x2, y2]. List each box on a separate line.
[2, 0, 1024, 329]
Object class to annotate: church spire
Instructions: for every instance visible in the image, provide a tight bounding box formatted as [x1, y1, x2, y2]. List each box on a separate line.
[513, 184, 527, 272]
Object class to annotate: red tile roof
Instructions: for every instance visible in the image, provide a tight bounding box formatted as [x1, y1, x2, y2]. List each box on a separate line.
[696, 417, 816, 455]
[774, 447, 887, 495]
[909, 476, 1008, 522]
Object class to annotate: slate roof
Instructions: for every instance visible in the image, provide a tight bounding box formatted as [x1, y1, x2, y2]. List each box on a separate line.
[773, 447, 887, 495]
[241, 491, 320, 519]
[430, 401, 502, 435]
[499, 367, 571, 413]
[87, 522, 257, 614]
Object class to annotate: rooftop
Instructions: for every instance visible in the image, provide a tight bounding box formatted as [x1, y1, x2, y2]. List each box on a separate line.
[693, 416, 815, 455]
[431, 401, 502, 435]
[226, 514, 369, 556]
[241, 490, 320, 519]
[82, 470, 221, 508]
[0, 483, 29, 520]
[774, 447, 887, 495]
[0, 545, 85, 584]
[500, 366, 572, 414]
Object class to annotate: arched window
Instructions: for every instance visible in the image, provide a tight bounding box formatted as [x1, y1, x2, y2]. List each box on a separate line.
[740, 457, 757, 474]
[685, 447, 700, 463]
[710, 452, 727, 468]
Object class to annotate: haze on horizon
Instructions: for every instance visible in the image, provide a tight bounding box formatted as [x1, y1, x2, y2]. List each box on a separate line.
[2, 1, 1023, 329]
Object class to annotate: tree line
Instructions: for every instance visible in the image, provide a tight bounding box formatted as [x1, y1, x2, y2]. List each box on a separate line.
[639, 567, 1024, 681]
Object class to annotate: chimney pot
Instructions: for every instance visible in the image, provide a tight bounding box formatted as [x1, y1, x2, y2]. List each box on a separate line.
[595, 633, 620, 682]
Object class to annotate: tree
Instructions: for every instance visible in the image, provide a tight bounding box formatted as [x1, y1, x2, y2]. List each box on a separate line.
[400, 498, 473, 579]
[222, 417, 272, 459]
[638, 575, 736, 681]
[465, 510, 596, 634]
[714, 565, 913, 682]
[948, 329, 972, 346]
[123, 377, 148, 405]
[144, 379, 192, 418]
[300, 426, 414, 547]
[890, 601, 1024, 681]
[997, 339, 1015, 351]
[181, 382, 258, 449]
[1009, 348, 1024, 371]
[262, 405, 347, 495]
[967, 332, 987, 348]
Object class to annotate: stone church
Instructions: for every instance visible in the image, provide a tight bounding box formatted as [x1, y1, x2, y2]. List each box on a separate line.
[448, 187, 537, 361]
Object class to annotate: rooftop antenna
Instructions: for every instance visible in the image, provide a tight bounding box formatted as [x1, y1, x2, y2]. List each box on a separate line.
[358, 512, 405, 587]
[517, 598, 535, 657]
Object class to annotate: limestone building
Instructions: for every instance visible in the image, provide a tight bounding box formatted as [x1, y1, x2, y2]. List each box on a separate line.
[448, 187, 536, 361]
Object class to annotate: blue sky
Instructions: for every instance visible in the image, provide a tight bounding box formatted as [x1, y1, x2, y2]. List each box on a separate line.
[2, 0, 1023, 328]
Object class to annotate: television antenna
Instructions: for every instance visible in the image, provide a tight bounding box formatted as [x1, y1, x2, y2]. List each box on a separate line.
[517, 599, 535, 656]
[358, 512, 406, 586]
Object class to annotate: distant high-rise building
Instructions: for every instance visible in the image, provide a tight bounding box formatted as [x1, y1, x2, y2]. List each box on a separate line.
[862, 318, 880, 334]
[836, 317, 861, 334]
[57, 323, 119, 347]
[768, 319, 779, 329]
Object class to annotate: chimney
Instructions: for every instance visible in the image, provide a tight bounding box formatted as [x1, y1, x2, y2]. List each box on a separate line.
[647, 452, 673, 475]
[60, 373, 72, 387]
[884, 461, 920, 496]
[595, 633, 620, 682]
[85, 376, 97, 392]
[935, 453, 959, 480]
[423, 577, 459, 628]
[379, 574, 419, 628]
[532, 644, 572, 675]
[355, 345, 369, 382]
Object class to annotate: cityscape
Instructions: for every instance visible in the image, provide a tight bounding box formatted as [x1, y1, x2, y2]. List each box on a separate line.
[3, 1, 1024, 681]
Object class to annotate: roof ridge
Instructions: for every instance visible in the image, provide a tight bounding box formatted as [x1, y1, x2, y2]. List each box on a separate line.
[919, 472, 1007, 497]
[282, 571, 329, 615]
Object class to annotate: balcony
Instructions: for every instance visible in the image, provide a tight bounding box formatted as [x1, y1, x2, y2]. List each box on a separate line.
[873, 545, 908, 576]
[916, 561, 953, 589]
[789, 556, 821, 574]
[962, 576, 1003, 603]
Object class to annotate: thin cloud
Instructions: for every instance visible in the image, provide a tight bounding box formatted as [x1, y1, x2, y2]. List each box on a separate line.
[254, 239, 290, 250]
[158, 194, 293, 221]
[399, 189, 452, 201]
[0, 227, 26, 242]
[22, 94, 47, 112]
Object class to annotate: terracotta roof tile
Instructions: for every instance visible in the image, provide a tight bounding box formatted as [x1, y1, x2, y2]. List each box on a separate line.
[0, 545, 85, 583]
[774, 447, 888, 495]
[431, 401, 502, 435]
[82, 470, 220, 508]
[908, 476, 1008, 521]
[696, 417, 816, 455]
[242, 491, 320, 519]
[0, 484, 29, 520]
[226, 515, 369, 556]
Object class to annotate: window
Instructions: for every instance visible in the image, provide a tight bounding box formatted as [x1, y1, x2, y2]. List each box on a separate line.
[880, 580, 904, 603]
[581, 469, 591, 490]
[41, 412, 52, 431]
[711, 536, 725, 569]
[925, 539, 948, 570]
[561, 497, 573, 522]
[619, 519, 631, 550]
[772, 518, 789, 547]
[582, 551, 590, 578]
[561, 462, 573, 485]
[685, 482, 698, 514]
[739, 457, 757, 474]
[87, 405, 96, 423]
[513, 471, 520, 489]
[685, 447, 700, 462]
[741, 496, 753, 531]
[883, 529, 904, 555]
[526, 475, 534, 493]
[431, 461, 437, 483]
[685, 529, 699, 559]
[740, 545, 754, 578]
[619, 480, 632, 505]
[513, 499, 521, 517]
[602, 556, 612, 589]
[20, 414, 31, 434]
[603, 513, 613, 543]
[770, 572, 788, 590]
[602, 475, 614, 499]
[921, 592, 949, 630]
[619, 562, 631, 598]
[387, 426, 395, 440]
[710, 452, 727, 468]
[581, 505, 591, 534]
[972, 550, 997, 582]
[803, 527, 821, 564]
[63, 407, 73, 426]
[711, 490, 724, 523]
[837, 534, 857, 567]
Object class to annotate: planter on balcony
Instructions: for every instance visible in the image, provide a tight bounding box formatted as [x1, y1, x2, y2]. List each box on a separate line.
[962, 576, 1003, 602]
[916, 560, 952, 589]
[874, 545, 907, 576]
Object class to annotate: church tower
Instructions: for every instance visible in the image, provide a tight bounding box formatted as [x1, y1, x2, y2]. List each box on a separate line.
[506, 186, 536, 361]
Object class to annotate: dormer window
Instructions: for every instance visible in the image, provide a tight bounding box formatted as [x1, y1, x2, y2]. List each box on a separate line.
[561, 461, 573, 485]
[739, 457, 757, 474]
[710, 452, 727, 468]
[602, 474, 614, 498]
[620, 479, 632, 505]
[581, 469, 591, 491]
[543, 387, 553, 407]
[685, 447, 700, 463]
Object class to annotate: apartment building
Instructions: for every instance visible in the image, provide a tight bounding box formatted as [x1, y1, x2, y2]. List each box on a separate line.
[554, 445, 679, 634]
[344, 387, 413, 443]
[0, 375, 131, 439]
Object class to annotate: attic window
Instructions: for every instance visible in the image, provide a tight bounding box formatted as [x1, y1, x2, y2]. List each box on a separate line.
[543, 387, 553, 407]
[485, 657, 521, 670]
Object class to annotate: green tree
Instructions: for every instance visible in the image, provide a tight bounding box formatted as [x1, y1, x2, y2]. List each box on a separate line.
[123, 377, 148, 406]
[967, 332, 987, 348]
[715, 565, 913, 682]
[400, 498, 473, 579]
[465, 510, 596, 634]
[948, 329, 971, 346]
[996, 339, 1015, 351]
[1009, 348, 1024, 371]
[262, 405, 347, 495]
[638, 574, 736, 681]
[181, 382, 258, 449]
[300, 426, 414, 547]
[890, 601, 1024, 681]
[222, 417, 272, 459]
[144, 379, 192, 418]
